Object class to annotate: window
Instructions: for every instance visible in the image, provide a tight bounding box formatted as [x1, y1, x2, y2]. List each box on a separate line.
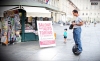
[91, 2, 98, 5]
[86, 13, 88, 15]
[90, 13, 92, 16]
[90, 13, 92, 15]
[82, 13, 84, 15]
[86, 7, 88, 9]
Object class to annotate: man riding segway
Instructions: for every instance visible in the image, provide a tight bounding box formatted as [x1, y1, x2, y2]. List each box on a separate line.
[72, 10, 84, 55]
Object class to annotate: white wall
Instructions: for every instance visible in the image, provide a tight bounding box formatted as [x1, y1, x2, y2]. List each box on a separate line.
[71, 0, 100, 21]
[80, 10, 100, 21]
[72, 0, 100, 10]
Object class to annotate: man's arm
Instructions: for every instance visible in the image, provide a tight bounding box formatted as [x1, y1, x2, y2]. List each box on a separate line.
[76, 21, 84, 26]
[72, 21, 83, 26]
[72, 17, 83, 26]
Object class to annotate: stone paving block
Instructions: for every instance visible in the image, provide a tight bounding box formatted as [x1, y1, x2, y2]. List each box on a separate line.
[52, 53, 79, 61]
[0, 24, 100, 61]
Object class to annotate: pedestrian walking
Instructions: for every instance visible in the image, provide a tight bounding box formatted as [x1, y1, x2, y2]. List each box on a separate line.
[86, 21, 89, 27]
[63, 29, 67, 43]
[94, 20, 97, 27]
[72, 10, 83, 53]
[84, 21, 87, 27]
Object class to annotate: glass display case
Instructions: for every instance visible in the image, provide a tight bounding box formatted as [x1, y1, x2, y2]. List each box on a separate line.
[24, 17, 39, 41]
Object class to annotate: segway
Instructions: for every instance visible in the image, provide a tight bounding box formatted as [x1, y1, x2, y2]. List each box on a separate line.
[72, 44, 81, 55]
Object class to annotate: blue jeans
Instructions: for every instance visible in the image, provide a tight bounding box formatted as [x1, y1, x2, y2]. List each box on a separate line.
[73, 27, 82, 52]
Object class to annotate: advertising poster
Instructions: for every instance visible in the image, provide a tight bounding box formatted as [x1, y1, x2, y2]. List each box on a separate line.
[37, 21, 56, 48]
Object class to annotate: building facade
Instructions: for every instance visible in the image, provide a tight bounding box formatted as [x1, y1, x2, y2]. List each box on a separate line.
[47, 0, 78, 22]
[0, 0, 78, 22]
[71, 0, 100, 22]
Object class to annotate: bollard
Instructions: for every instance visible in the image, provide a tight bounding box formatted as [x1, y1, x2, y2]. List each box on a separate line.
[54, 33, 56, 40]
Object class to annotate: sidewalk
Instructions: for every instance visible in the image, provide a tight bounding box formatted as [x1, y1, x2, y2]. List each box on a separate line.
[0, 23, 100, 61]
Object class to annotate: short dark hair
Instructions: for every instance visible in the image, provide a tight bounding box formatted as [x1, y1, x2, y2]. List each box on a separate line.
[64, 29, 67, 31]
[72, 10, 78, 13]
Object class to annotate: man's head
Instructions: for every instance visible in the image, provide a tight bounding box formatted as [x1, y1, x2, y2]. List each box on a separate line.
[72, 10, 78, 17]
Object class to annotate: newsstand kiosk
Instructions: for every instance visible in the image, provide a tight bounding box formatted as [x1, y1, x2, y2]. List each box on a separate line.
[1, 9, 39, 45]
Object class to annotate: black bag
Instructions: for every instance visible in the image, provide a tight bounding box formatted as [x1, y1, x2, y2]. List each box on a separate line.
[69, 24, 73, 29]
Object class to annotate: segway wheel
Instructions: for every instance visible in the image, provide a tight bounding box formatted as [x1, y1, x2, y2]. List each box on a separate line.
[72, 45, 81, 55]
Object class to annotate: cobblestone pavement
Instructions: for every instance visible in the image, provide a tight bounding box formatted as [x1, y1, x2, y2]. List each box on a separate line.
[0, 23, 100, 61]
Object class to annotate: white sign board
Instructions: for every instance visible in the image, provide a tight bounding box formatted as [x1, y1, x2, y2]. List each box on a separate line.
[37, 21, 56, 48]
